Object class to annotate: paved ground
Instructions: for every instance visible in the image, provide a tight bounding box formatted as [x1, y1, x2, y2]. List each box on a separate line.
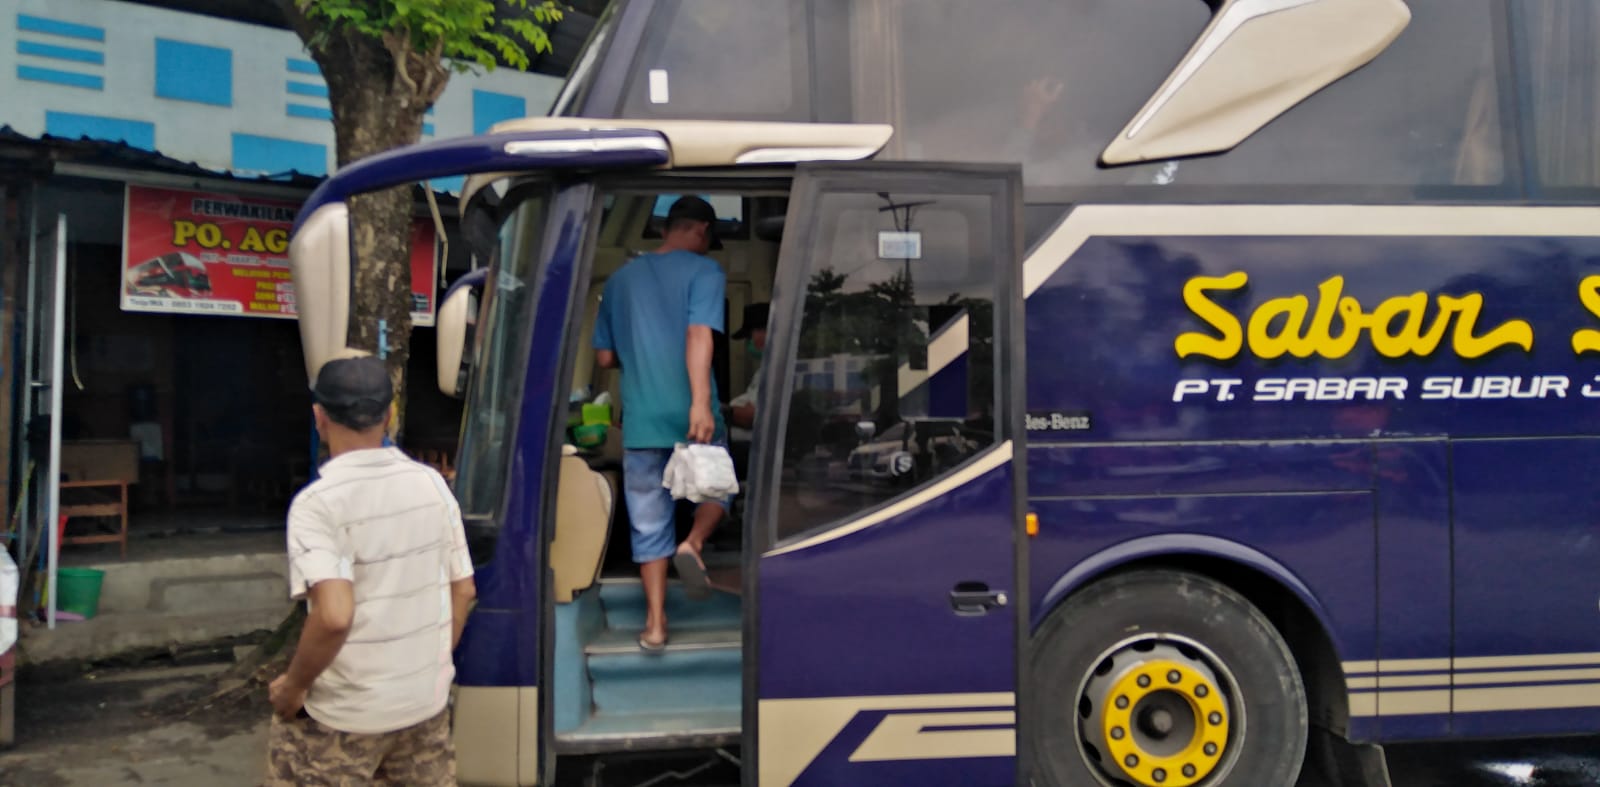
[3, 658, 1599, 786]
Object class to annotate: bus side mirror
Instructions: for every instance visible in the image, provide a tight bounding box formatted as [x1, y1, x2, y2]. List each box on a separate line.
[437, 269, 487, 398]
[288, 202, 352, 384]
[856, 421, 877, 442]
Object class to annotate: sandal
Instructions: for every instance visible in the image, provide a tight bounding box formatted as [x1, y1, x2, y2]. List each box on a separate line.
[638, 633, 668, 653]
[674, 547, 712, 601]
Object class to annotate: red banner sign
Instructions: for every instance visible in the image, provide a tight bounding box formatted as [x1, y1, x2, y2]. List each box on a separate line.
[120, 185, 438, 326]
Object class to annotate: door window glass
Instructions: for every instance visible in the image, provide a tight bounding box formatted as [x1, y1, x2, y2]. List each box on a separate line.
[455, 189, 550, 517]
[775, 190, 999, 542]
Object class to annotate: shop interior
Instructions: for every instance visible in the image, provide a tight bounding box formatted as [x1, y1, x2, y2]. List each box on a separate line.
[28, 177, 464, 561]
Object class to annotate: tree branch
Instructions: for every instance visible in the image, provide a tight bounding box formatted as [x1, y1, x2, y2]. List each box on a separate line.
[382, 27, 419, 95]
[420, 37, 450, 106]
[275, 0, 316, 44]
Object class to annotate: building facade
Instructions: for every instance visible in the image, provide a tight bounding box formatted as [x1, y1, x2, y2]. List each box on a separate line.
[1, 0, 565, 567]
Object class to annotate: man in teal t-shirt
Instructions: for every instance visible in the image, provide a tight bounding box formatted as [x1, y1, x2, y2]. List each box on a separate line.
[594, 196, 729, 651]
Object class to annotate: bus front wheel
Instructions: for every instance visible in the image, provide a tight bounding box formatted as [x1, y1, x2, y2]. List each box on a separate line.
[1028, 569, 1308, 787]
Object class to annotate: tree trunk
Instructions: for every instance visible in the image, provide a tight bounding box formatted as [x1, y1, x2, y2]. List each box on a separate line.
[319, 28, 435, 435]
[207, 4, 455, 698]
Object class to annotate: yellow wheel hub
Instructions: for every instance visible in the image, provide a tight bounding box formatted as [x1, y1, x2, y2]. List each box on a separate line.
[1098, 658, 1229, 787]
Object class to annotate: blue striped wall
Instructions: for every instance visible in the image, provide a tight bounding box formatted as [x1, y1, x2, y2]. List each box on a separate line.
[15, 12, 105, 90]
[8, 1, 562, 185]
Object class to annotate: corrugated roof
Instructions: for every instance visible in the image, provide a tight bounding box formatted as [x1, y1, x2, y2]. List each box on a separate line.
[0, 127, 458, 206]
[0, 126, 326, 188]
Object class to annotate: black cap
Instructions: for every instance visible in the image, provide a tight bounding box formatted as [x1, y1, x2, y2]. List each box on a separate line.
[665, 195, 722, 249]
[732, 302, 770, 339]
[666, 195, 717, 225]
[313, 356, 393, 430]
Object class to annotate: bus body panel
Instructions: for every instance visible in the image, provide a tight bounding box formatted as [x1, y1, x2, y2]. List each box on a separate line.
[1371, 437, 1451, 741]
[758, 459, 1018, 786]
[1020, 206, 1600, 742]
[1023, 229, 1600, 441]
[1450, 436, 1600, 738]
[1027, 491, 1379, 738]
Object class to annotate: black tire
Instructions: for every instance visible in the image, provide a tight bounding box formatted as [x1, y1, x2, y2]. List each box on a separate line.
[1028, 569, 1308, 787]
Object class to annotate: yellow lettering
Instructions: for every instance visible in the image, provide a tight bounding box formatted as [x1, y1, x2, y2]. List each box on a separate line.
[239, 227, 266, 253]
[172, 220, 198, 247]
[1175, 272, 1247, 360]
[1176, 273, 1537, 362]
[1443, 293, 1533, 358]
[1246, 294, 1308, 360]
[1572, 275, 1600, 354]
[265, 228, 289, 255]
[1366, 292, 1446, 358]
[194, 222, 223, 248]
[1295, 277, 1359, 358]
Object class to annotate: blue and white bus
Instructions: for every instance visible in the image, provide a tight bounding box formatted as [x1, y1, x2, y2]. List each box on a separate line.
[288, 1, 1600, 784]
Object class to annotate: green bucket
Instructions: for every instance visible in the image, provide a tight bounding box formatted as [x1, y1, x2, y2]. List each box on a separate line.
[54, 567, 106, 619]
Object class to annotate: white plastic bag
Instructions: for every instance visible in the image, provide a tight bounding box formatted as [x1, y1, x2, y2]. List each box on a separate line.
[662, 443, 739, 503]
[1, 548, 18, 654]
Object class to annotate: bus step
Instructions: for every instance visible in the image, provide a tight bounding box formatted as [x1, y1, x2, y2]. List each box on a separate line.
[598, 581, 742, 632]
[588, 646, 742, 716]
[586, 626, 740, 656]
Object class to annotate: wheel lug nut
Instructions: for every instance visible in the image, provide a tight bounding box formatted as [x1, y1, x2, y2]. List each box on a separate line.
[1204, 742, 1219, 756]
[1124, 754, 1139, 768]
[1137, 674, 1152, 688]
[1153, 768, 1167, 782]
[1116, 695, 1130, 709]
[1183, 764, 1197, 778]
[1110, 726, 1125, 740]
[1167, 670, 1181, 684]
[1209, 711, 1223, 726]
[1195, 684, 1209, 698]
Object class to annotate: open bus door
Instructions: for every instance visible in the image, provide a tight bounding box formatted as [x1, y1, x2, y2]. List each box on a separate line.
[290, 120, 901, 787]
[745, 163, 1026, 786]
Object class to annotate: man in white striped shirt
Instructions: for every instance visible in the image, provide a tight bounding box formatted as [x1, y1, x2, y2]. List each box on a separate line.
[266, 354, 476, 786]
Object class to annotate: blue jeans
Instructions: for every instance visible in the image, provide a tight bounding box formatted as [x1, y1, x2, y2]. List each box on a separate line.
[622, 447, 732, 563]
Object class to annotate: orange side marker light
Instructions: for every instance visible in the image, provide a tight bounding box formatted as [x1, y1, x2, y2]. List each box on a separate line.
[1026, 512, 1039, 537]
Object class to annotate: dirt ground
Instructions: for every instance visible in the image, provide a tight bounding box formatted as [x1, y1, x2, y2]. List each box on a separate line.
[0, 648, 269, 787]
[0, 649, 741, 787]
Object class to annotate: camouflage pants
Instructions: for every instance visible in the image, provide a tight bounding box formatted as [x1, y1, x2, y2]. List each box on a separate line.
[265, 706, 455, 786]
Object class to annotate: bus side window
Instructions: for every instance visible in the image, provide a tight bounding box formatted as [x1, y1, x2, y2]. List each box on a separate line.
[1514, 0, 1600, 191]
[840, 0, 1512, 193]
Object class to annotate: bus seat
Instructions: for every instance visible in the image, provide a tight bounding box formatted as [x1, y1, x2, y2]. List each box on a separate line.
[550, 445, 614, 603]
[599, 421, 624, 466]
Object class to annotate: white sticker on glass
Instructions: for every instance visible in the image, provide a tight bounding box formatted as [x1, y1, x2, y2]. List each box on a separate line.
[878, 231, 922, 260]
[649, 69, 670, 104]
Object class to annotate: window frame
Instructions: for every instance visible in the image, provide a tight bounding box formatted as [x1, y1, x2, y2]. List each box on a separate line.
[453, 180, 556, 523]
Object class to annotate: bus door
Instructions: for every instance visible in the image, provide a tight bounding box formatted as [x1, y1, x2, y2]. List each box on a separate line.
[747, 163, 1025, 786]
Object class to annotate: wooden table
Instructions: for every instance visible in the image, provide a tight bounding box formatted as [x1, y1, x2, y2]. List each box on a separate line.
[59, 480, 129, 559]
